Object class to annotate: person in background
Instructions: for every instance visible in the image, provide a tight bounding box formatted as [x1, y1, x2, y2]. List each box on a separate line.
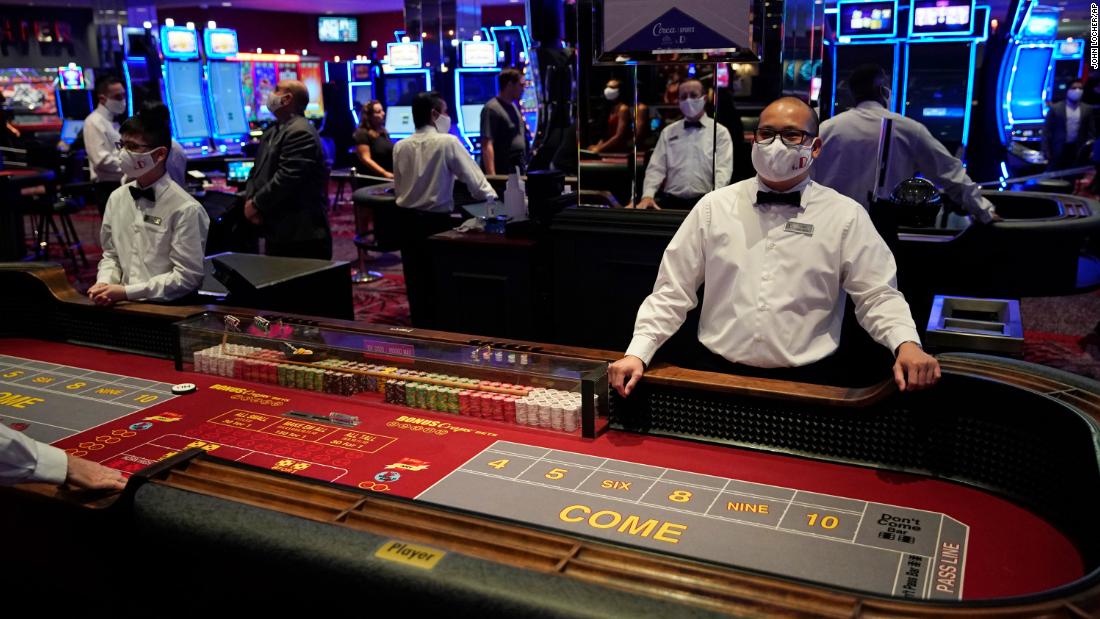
[0, 92, 21, 147]
[84, 76, 127, 212]
[1043, 79, 1095, 171]
[610, 97, 940, 397]
[588, 78, 632, 154]
[393, 91, 497, 213]
[813, 64, 997, 224]
[481, 68, 530, 176]
[634, 79, 733, 210]
[244, 80, 332, 259]
[1, 423, 126, 490]
[89, 104, 208, 306]
[352, 100, 394, 179]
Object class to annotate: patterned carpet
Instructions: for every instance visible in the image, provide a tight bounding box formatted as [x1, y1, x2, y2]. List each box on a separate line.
[25, 186, 1100, 381]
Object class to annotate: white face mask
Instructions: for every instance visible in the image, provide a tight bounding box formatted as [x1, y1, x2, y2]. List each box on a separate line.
[1067, 88, 1084, 103]
[266, 92, 289, 114]
[752, 138, 817, 183]
[604, 87, 620, 101]
[433, 112, 451, 134]
[105, 98, 127, 116]
[120, 147, 164, 180]
[679, 95, 706, 119]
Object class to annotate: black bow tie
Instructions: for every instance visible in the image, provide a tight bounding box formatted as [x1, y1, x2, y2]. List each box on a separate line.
[684, 120, 704, 129]
[129, 186, 156, 203]
[756, 190, 801, 207]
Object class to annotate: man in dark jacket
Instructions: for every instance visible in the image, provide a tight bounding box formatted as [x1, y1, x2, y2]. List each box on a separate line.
[244, 80, 332, 259]
[1042, 79, 1095, 171]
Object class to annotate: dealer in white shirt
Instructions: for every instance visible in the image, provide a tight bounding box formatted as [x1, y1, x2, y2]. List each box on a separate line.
[813, 64, 998, 223]
[609, 97, 941, 397]
[634, 79, 733, 211]
[89, 104, 209, 306]
[83, 76, 126, 184]
[393, 91, 497, 213]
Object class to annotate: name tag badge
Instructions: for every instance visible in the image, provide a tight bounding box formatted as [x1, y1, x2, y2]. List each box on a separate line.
[143, 214, 163, 226]
[785, 221, 814, 236]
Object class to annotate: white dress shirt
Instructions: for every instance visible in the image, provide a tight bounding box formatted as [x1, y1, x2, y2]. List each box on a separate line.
[1066, 104, 1081, 143]
[96, 172, 209, 301]
[643, 115, 733, 199]
[84, 104, 123, 182]
[0, 422, 67, 486]
[814, 101, 995, 223]
[626, 177, 920, 369]
[393, 125, 498, 213]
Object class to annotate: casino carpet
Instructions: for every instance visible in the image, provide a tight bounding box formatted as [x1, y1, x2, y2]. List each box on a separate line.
[29, 195, 1100, 380]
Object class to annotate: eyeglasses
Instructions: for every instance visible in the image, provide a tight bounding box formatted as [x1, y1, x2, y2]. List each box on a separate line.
[754, 128, 816, 146]
[116, 140, 152, 152]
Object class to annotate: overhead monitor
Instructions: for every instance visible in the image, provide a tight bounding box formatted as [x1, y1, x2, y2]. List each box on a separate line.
[461, 41, 498, 68]
[838, 0, 898, 38]
[318, 16, 358, 43]
[910, 0, 973, 37]
[1057, 39, 1083, 57]
[204, 28, 239, 59]
[387, 42, 423, 69]
[161, 26, 200, 60]
[56, 65, 85, 90]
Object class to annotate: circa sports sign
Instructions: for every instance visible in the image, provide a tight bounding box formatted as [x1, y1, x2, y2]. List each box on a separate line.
[602, 0, 752, 54]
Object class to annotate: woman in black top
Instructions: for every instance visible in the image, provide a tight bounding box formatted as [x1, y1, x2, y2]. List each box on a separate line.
[352, 100, 394, 178]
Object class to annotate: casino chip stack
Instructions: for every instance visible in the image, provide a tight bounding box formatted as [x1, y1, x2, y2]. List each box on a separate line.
[188, 344, 583, 433]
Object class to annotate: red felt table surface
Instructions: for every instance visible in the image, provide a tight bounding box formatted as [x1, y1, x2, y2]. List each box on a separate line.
[6, 339, 1086, 600]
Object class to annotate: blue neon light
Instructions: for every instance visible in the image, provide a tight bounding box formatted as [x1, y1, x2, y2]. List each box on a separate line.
[122, 58, 143, 114]
[960, 40, 976, 149]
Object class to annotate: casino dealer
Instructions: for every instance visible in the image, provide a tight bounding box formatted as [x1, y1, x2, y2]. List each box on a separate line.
[609, 97, 941, 396]
[632, 79, 733, 211]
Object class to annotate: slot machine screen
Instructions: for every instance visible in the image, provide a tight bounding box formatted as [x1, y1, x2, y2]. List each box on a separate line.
[208, 61, 249, 136]
[165, 61, 211, 140]
[1007, 46, 1053, 123]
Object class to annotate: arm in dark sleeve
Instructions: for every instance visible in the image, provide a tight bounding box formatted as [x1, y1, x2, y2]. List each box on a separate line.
[251, 127, 319, 216]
